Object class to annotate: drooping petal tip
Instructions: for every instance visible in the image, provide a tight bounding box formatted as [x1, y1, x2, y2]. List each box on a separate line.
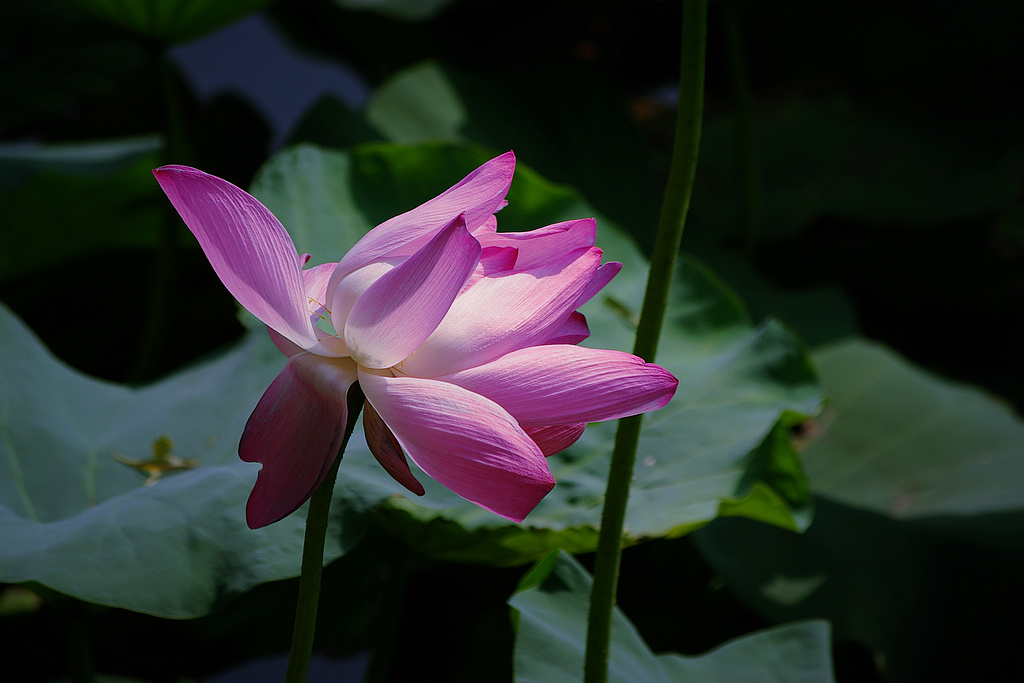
[359, 370, 555, 523]
[239, 354, 358, 528]
[438, 345, 678, 427]
[333, 151, 515, 279]
[153, 165, 320, 351]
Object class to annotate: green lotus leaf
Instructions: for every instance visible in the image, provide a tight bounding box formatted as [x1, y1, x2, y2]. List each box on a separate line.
[509, 551, 835, 683]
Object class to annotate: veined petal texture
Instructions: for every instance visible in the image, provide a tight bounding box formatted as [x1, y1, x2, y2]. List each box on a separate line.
[153, 166, 318, 349]
[475, 218, 596, 271]
[344, 216, 481, 369]
[524, 423, 587, 457]
[544, 312, 590, 345]
[333, 151, 514, 280]
[437, 345, 678, 426]
[359, 370, 555, 522]
[399, 246, 603, 376]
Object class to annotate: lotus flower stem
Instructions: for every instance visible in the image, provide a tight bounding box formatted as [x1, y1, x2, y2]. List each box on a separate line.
[285, 383, 365, 683]
[584, 1, 707, 681]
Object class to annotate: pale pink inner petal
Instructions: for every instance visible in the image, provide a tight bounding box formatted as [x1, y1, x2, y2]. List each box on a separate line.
[332, 152, 514, 282]
[239, 353, 359, 528]
[399, 246, 602, 377]
[302, 262, 337, 327]
[344, 216, 481, 369]
[437, 344, 678, 426]
[328, 259, 400, 337]
[363, 401, 425, 496]
[153, 166, 318, 349]
[299, 261, 348, 355]
[359, 370, 555, 523]
[524, 424, 587, 457]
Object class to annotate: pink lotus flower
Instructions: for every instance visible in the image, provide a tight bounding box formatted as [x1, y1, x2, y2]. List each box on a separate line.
[154, 152, 677, 529]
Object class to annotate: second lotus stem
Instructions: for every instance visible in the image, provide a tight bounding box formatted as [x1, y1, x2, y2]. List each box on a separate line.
[583, 1, 708, 681]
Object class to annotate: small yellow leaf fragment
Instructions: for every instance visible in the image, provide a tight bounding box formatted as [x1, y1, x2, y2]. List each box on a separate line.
[0, 586, 43, 616]
[114, 436, 199, 486]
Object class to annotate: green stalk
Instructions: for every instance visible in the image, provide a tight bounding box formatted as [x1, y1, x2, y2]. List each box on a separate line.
[285, 384, 365, 683]
[583, 1, 707, 681]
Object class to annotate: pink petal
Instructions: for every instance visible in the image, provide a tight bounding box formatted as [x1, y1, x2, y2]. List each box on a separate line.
[359, 370, 555, 522]
[399, 246, 603, 376]
[302, 261, 338, 328]
[301, 262, 349, 355]
[463, 245, 518, 290]
[344, 215, 481, 369]
[577, 261, 622, 307]
[363, 401, 425, 496]
[269, 263, 347, 358]
[268, 327, 303, 357]
[479, 245, 519, 275]
[239, 353, 358, 528]
[333, 152, 514, 279]
[153, 166, 318, 349]
[470, 215, 498, 236]
[437, 345, 678, 426]
[544, 312, 590, 345]
[524, 424, 586, 456]
[327, 259, 400, 337]
[475, 219, 596, 271]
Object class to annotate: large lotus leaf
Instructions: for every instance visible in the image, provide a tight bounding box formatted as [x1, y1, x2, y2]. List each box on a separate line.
[695, 501, 1024, 683]
[802, 339, 1024, 518]
[366, 62, 466, 143]
[694, 339, 1024, 682]
[509, 551, 835, 683]
[250, 142, 822, 565]
[70, 0, 273, 44]
[0, 303, 368, 618]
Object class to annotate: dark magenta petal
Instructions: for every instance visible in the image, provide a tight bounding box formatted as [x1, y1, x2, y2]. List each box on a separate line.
[524, 424, 587, 457]
[359, 369, 555, 522]
[363, 401, 425, 496]
[239, 354, 358, 529]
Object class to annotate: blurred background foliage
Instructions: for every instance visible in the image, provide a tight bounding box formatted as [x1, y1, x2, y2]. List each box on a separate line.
[1, 0, 1022, 681]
